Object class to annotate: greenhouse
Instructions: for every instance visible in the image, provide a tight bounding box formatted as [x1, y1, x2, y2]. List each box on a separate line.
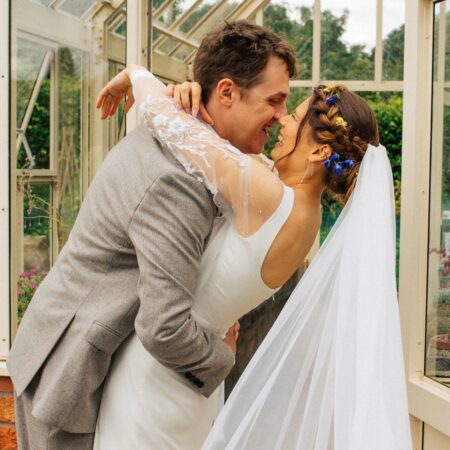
[0, 0, 449, 449]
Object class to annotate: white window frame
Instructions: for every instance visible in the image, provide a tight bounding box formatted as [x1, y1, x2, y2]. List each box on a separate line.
[0, 0, 11, 376]
[288, 0, 404, 92]
[400, 0, 450, 444]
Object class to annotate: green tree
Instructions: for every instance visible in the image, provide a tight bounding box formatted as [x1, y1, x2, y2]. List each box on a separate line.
[383, 25, 405, 80]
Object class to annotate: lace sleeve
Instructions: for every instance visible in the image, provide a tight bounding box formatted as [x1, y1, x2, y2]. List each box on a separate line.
[131, 69, 284, 237]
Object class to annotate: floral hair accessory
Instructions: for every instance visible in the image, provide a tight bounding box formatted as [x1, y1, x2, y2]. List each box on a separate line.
[330, 152, 340, 162]
[333, 163, 343, 175]
[323, 85, 336, 95]
[342, 159, 355, 169]
[323, 151, 355, 175]
[325, 94, 337, 106]
[335, 116, 347, 129]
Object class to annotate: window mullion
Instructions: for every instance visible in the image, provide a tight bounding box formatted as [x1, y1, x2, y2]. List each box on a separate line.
[0, 0, 10, 359]
[375, 0, 383, 83]
[313, 0, 321, 85]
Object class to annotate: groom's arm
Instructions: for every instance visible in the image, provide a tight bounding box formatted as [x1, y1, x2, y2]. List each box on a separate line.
[129, 169, 234, 398]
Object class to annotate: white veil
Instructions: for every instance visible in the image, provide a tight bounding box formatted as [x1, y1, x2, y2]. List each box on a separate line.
[202, 145, 412, 450]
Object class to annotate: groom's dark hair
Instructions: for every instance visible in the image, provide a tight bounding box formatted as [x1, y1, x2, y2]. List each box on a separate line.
[194, 20, 297, 104]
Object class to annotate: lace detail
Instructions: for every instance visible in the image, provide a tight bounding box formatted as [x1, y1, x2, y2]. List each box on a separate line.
[134, 71, 284, 236]
[141, 97, 249, 198]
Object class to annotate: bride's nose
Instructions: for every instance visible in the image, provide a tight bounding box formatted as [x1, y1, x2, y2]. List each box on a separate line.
[274, 111, 287, 123]
[278, 115, 288, 127]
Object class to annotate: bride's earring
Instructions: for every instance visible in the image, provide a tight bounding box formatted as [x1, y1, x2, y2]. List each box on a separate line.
[299, 159, 313, 184]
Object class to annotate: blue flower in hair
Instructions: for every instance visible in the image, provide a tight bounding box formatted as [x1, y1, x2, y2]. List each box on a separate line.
[333, 163, 343, 175]
[330, 152, 340, 162]
[324, 152, 354, 175]
[326, 94, 337, 106]
[343, 159, 355, 169]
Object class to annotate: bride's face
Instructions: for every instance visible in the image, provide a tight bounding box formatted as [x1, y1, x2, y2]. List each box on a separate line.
[271, 98, 310, 167]
[271, 97, 329, 186]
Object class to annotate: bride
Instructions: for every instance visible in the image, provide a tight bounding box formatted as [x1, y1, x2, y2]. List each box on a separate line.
[95, 66, 411, 449]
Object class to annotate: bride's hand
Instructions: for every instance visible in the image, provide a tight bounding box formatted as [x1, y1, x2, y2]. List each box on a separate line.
[96, 68, 135, 120]
[222, 321, 240, 354]
[166, 81, 214, 125]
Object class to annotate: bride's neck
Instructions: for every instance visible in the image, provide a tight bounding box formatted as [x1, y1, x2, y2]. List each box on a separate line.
[283, 173, 325, 204]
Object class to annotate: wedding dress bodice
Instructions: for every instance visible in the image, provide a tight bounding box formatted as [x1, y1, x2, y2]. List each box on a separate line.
[192, 184, 294, 336]
[192, 187, 294, 334]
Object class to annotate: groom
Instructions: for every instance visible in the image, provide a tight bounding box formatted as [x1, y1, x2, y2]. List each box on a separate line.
[8, 20, 296, 449]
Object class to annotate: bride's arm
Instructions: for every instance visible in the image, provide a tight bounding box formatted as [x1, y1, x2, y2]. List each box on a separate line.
[98, 66, 284, 236]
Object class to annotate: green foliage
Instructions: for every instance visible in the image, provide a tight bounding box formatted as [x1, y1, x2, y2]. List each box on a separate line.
[383, 25, 405, 80]
[365, 92, 403, 188]
[264, 5, 404, 81]
[17, 80, 51, 169]
[320, 10, 374, 80]
[180, 4, 214, 33]
[264, 5, 312, 79]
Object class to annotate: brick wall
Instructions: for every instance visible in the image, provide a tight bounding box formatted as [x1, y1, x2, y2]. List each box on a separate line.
[0, 376, 17, 450]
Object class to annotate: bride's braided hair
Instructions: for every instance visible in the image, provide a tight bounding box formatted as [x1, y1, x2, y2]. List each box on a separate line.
[297, 85, 379, 203]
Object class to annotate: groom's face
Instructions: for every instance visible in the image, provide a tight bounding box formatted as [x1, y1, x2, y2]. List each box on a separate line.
[228, 57, 290, 155]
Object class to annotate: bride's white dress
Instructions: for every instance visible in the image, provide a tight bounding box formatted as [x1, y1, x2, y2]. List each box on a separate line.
[94, 185, 294, 450]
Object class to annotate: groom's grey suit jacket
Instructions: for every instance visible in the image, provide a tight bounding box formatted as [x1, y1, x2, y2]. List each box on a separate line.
[7, 124, 235, 434]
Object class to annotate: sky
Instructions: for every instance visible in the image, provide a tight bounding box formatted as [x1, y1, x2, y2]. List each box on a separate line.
[271, 0, 405, 51]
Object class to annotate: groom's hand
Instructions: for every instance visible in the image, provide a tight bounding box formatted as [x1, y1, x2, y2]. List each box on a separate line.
[223, 322, 240, 354]
[166, 81, 214, 125]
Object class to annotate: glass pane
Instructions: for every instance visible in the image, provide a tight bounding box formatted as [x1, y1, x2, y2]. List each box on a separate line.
[154, 1, 237, 58]
[57, 47, 83, 248]
[19, 183, 52, 324]
[16, 38, 48, 125]
[23, 183, 52, 273]
[153, 0, 167, 10]
[158, 38, 181, 55]
[178, 2, 217, 33]
[16, 38, 52, 170]
[264, 0, 314, 81]
[32, 0, 54, 6]
[12, 1, 127, 332]
[321, 0, 376, 80]
[426, 1, 450, 387]
[156, 0, 200, 29]
[107, 62, 127, 155]
[383, 0, 405, 81]
[58, 0, 98, 18]
[173, 44, 196, 62]
[186, 1, 237, 41]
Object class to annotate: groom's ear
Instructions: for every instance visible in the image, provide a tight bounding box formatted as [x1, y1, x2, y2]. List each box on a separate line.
[216, 78, 239, 107]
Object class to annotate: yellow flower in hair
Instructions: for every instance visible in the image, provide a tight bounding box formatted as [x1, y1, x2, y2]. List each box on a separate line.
[323, 85, 335, 95]
[335, 116, 348, 129]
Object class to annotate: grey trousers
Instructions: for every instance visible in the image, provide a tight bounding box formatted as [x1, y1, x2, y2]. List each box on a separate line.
[14, 374, 94, 450]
